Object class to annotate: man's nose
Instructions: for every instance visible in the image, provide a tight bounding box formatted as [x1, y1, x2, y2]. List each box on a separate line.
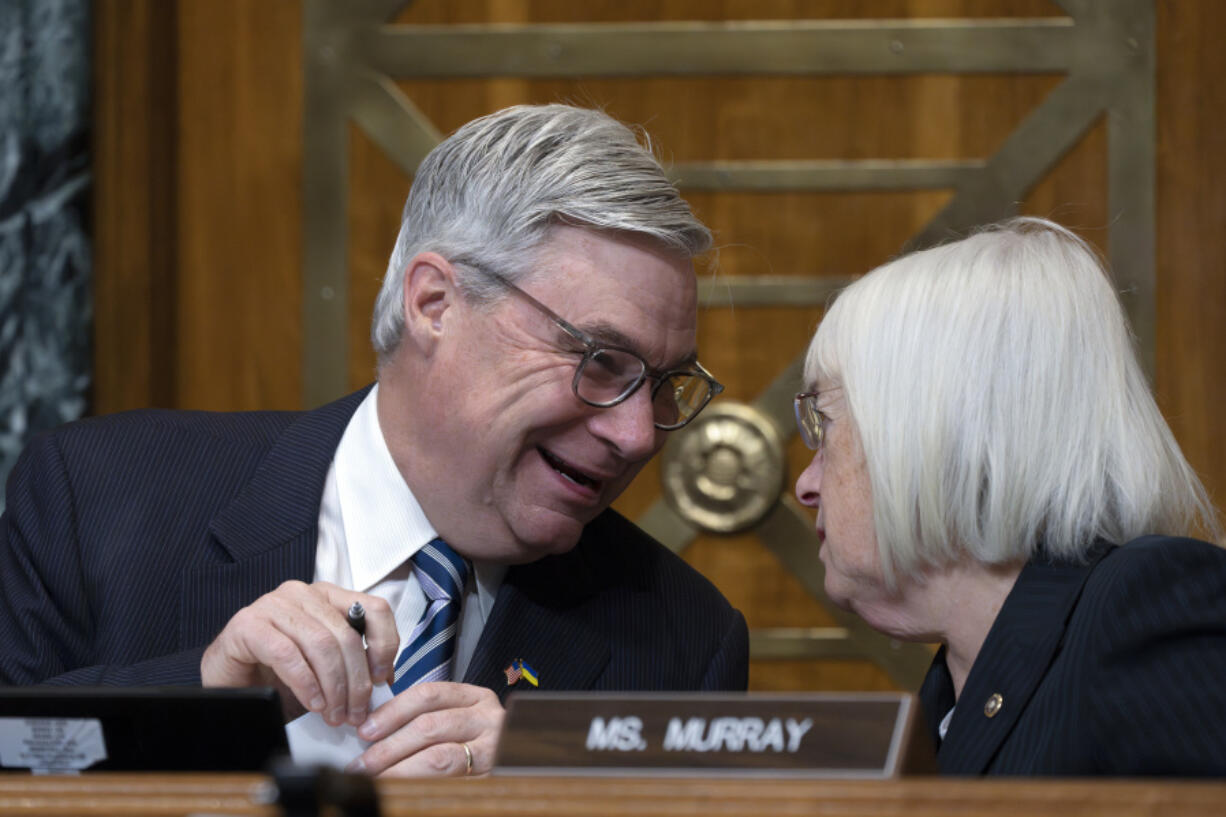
[588, 384, 660, 461]
[795, 451, 823, 508]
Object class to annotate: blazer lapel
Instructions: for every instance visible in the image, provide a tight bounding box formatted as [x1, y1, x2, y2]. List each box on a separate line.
[463, 550, 610, 703]
[937, 543, 1114, 774]
[179, 389, 370, 646]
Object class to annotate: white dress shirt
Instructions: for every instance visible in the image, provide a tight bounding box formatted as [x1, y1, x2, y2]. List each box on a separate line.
[314, 385, 504, 682]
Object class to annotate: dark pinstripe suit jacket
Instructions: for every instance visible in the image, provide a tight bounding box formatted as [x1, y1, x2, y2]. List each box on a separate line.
[920, 536, 1226, 776]
[0, 389, 748, 699]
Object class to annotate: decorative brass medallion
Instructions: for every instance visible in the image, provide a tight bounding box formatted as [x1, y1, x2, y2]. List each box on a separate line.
[661, 402, 786, 534]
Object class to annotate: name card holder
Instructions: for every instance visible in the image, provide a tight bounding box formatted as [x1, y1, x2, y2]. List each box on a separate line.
[494, 692, 936, 778]
[0, 686, 288, 773]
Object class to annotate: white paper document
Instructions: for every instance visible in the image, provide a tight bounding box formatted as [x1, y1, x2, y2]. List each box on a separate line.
[284, 684, 394, 769]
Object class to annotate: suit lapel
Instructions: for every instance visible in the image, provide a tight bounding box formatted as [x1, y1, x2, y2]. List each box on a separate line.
[179, 389, 370, 646]
[463, 549, 610, 703]
[937, 543, 1114, 774]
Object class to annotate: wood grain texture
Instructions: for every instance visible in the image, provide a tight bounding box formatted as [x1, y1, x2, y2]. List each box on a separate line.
[2, 774, 1225, 817]
[92, 0, 178, 412]
[174, 0, 303, 410]
[1155, 0, 1226, 524]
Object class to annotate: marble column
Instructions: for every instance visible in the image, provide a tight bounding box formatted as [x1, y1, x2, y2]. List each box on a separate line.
[0, 0, 92, 512]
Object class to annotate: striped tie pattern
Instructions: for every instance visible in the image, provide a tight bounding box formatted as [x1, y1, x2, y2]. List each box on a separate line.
[391, 538, 469, 693]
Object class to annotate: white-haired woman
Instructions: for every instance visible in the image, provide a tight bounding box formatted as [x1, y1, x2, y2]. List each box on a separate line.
[794, 217, 1226, 776]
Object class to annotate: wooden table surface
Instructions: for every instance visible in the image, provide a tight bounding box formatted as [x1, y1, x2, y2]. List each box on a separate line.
[2, 773, 1225, 816]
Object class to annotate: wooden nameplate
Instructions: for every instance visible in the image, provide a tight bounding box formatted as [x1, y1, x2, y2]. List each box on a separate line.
[494, 692, 935, 778]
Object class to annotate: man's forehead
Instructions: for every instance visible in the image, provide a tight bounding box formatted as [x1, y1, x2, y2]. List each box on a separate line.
[534, 229, 695, 291]
[578, 319, 699, 369]
[529, 231, 699, 367]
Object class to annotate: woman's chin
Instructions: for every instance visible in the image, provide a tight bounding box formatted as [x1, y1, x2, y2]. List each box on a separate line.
[821, 577, 857, 613]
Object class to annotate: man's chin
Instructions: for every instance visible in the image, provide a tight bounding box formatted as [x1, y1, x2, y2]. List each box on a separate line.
[499, 513, 587, 563]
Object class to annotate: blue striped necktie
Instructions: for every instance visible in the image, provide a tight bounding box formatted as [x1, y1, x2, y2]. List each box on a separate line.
[391, 538, 469, 693]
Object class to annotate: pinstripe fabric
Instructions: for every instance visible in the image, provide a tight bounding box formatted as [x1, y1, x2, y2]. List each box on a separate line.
[464, 510, 748, 700]
[0, 388, 749, 694]
[920, 536, 1226, 776]
[391, 540, 468, 691]
[0, 391, 366, 686]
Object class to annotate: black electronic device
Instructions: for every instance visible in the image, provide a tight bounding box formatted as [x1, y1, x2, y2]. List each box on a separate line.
[0, 686, 288, 772]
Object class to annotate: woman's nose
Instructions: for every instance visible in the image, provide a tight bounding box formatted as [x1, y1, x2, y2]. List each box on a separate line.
[795, 451, 823, 507]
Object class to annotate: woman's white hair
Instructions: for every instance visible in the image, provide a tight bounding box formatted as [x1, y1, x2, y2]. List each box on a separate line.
[370, 104, 711, 362]
[806, 217, 1220, 583]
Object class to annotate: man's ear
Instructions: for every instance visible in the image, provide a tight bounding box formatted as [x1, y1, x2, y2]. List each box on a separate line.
[401, 252, 458, 353]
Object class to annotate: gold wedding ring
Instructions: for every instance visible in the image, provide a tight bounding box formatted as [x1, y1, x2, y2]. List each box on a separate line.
[462, 742, 473, 776]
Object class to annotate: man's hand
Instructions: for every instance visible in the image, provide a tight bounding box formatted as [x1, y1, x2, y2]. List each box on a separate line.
[347, 682, 505, 777]
[201, 581, 399, 726]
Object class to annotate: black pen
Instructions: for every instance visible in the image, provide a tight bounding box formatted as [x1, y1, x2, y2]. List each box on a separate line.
[346, 601, 366, 638]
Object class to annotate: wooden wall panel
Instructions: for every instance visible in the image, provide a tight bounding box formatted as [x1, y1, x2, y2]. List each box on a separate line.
[1156, 0, 1226, 519]
[94, 0, 1225, 694]
[93, 0, 178, 413]
[96, 0, 305, 412]
[347, 126, 408, 392]
[174, 0, 303, 411]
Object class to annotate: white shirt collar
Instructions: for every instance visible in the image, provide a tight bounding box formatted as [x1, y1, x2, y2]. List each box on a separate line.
[938, 706, 955, 741]
[334, 385, 505, 616]
[336, 384, 439, 592]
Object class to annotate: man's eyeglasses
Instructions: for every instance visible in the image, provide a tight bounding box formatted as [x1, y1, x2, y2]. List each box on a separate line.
[794, 392, 826, 451]
[475, 267, 724, 430]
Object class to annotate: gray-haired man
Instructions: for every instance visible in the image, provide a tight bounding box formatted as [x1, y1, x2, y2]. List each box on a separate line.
[0, 105, 748, 776]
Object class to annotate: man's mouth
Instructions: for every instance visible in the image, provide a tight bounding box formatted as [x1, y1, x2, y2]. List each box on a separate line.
[539, 447, 603, 491]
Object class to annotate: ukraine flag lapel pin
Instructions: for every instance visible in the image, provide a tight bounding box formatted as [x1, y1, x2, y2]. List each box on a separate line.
[503, 658, 540, 687]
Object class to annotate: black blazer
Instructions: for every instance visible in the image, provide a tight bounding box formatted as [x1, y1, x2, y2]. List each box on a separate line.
[0, 389, 748, 699]
[920, 536, 1226, 776]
